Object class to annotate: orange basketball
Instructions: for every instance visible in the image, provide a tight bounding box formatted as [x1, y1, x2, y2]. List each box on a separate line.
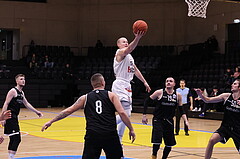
[133, 20, 148, 34]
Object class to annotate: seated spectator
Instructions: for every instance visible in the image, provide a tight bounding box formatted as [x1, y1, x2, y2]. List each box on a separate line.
[62, 63, 73, 79]
[199, 85, 220, 117]
[95, 40, 103, 49]
[223, 68, 233, 87]
[95, 40, 104, 57]
[29, 53, 39, 69]
[205, 35, 218, 52]
[43, 55, 54, 68]
[192, 87, 208, 112]
[28, 40, 35, 54]
[0, 65, 10, 78]
[231, 66, 240, 83]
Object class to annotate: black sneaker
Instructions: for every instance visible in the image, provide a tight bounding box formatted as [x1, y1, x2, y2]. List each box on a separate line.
[174, 133, 179, 136]
[185, 132, 189, 136]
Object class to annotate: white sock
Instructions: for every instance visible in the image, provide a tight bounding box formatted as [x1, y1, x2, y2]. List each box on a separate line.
[8, 153, 15, 159]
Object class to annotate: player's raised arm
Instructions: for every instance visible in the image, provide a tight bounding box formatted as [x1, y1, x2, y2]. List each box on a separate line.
[195, 88, 229, 103]
[116, 31, 145, 62]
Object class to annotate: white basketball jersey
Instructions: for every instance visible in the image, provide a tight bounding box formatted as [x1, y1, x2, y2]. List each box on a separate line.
[113, 49, 135, 82]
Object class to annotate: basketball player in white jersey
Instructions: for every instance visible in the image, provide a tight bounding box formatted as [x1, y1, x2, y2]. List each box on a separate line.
[112, 31, 151, 143]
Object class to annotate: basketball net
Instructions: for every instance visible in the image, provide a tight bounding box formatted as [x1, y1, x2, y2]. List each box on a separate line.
[185, 0, 210, 18]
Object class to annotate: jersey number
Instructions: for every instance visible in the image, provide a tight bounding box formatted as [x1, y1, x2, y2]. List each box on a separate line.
[95, 100, 102, 114]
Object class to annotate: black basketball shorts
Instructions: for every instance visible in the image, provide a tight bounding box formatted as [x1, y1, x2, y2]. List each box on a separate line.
[82, 130, 123, 159]
[151, 118, 176, 147]
[216, 125, 240, 152]
[4, 118, 20, 135]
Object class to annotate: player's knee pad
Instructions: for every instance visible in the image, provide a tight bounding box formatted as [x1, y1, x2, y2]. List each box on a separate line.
[8, 134, 21, 151]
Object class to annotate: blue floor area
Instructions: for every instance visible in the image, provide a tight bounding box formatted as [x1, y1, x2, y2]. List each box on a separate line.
[17, 155, 135, 159]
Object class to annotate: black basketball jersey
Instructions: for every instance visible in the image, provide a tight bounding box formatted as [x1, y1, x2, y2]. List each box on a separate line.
[222, 93, 240, 127]
[84, 89, 117, 134]
[8, 88, 24, 119]
[153, 89, 178, 120]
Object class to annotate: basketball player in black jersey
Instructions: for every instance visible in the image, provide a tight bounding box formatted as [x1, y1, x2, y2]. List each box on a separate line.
[0, 110, 11, 144]
[42, 73, 135, 159]
[142, 77, 189, 159]
[195, 79, 240, 159]
[1, 74, 43, 159]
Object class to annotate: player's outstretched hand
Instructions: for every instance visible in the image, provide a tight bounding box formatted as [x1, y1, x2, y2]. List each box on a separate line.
[41, 121, 52, 132]
[144, 82, 151, 93]
[1, 110, 11, 120]
[134, 30, 145, 38]
[194, 88, 202, 95]
[142, 115, 148, 124]
[129, 130, 136, 143]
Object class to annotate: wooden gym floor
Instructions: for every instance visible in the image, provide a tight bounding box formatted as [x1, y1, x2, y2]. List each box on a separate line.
[0, 108, 239, 159]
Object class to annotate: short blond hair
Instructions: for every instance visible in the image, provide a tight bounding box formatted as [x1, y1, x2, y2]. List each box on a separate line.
[15, 74, 25, 80]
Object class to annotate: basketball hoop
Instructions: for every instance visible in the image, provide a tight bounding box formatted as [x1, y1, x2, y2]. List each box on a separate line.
[185, 0, 211, 18]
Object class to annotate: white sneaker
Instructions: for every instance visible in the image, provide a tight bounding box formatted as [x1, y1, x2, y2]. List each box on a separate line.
[192, 108, 198, 111]
[198, 108, 201, 111]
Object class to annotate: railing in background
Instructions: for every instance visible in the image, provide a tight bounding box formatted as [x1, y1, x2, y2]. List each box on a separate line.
[22, 45, 81, 58]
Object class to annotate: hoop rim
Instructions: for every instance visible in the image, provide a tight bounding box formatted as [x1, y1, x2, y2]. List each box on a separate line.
[185, 0, 211, 18]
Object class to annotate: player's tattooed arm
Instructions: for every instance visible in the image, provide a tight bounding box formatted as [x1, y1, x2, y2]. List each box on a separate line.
[53, 111, 71, 121]
[42, 95, 86, 132]
[41, 111, 71, 131]
[53, 95, 85, 122]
